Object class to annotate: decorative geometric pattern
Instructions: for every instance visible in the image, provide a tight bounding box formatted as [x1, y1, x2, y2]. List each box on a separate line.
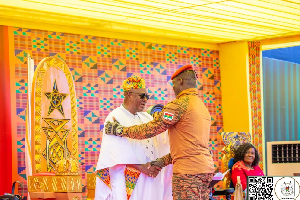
[113, 86, 124, 99]
[99, 98, 114, 110]
[96, 168, 111, 189]
[98, 70, 113, 84]
[197, 80, 203, 91]
[166, 52, 178, 64]
[84, 111, 100, 124]
[80, 35, 96, 43]
[13, 28, 31, 36]
[153, 62, 167, 75]
[248, 41, 263, 170]
[15, 50, 28, 64]
[216, 104, 222, 115]
[190, 55, 201, 67]
[16, 80, 27, 94]
[152, 44, 165, 51]
[73, 69, 82, 82]
[139, 61, 153, 74]
[112, 59, 126, 71]
[203, 92, 215, 104]
[213, 58, 220, 68]
[214, 81, 221, 93]
[124, 166, 141, 200]
[44, 80, 69, 117]
[177, 46, 189, 54]
[83, 83, 99, 97]
[10, 27, 223, 199]
[85, 139, 100, 152]
[51, 53, 66, 62]
[17, 108, 26, 121]
[202, 68, 214, 80]
[48, 32, 65, 40]
[82, 56, 97, 69]
[32, 37, 49, 52]
[140, 42, 152, 50]
[201, 49, 213, 57]
[42, 118, 71, 171]
[211, 116, 217, 127]
[17, 123, 27, 184]
[97, 44, 111, 58]
[148, 87, 168, 100]
[66, 41, 81, 54]
[77, 96, 83, 110]
[111, 39, 125, 46]
[126, 47, 139, 60]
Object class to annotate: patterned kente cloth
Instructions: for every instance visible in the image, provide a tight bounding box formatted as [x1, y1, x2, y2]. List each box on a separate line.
[122, 75, 146, 92]
[124, 166, 141, 200]
[172, 173, 214, 200]
[96, 166, 141, 200]
[96, 168, 111, 189]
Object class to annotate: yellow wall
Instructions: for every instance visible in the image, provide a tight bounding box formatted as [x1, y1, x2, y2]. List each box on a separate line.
[219, 41, 250, 132]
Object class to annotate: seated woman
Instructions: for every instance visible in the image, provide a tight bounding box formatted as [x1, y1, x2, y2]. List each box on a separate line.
[231, 143, 264, 190]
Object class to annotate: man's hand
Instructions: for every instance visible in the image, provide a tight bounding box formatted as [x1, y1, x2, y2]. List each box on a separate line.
[139, 162, 162, 178]
[105, 118, 124, 136]
[150, 159, 164, 168]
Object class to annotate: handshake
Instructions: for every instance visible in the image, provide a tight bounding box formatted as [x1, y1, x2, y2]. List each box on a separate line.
[139, 159, 164, 178]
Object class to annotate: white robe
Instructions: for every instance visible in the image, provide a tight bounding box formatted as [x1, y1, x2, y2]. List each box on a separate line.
[95, 105, 173, 200]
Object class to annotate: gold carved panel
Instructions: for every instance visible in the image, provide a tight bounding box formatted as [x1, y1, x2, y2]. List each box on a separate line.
[28, 175, 82, 192]
[30, 57, 78, 173]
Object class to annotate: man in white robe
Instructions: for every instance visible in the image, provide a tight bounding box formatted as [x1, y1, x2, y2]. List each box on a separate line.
[95, 75, 172, 200]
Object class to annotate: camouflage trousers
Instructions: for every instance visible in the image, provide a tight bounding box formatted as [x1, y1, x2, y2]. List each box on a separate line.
[172, 173, 214, 200]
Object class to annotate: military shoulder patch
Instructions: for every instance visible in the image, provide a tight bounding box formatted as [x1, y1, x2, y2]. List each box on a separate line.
[163, 112, 174, 120]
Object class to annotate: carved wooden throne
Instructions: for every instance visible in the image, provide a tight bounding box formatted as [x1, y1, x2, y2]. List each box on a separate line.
[27, 57, 81, 199]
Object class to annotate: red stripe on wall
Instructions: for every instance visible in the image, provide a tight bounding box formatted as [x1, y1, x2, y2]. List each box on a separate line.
[0, 25, 12, 194]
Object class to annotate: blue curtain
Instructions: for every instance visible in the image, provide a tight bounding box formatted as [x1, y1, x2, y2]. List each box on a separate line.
[263, 57, 300, 142]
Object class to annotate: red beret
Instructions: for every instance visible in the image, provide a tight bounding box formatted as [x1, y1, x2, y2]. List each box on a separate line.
[171, 65, 194, 80]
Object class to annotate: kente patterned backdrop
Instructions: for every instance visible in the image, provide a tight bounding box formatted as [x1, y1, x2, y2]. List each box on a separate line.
[10, 27, 223, 199]
[248, 41, 263, 170]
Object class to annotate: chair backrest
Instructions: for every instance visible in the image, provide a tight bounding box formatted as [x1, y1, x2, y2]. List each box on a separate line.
[228, 158, 234, 170]
[228, 158, 234, 188]
[29, 57, 79, 174]
[221, 132, 251, 189]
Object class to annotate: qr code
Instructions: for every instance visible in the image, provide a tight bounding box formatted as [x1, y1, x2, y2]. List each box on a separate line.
[248, 176, 274, 200]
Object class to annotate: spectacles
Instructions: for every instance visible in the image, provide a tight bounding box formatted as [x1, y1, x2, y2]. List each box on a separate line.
[128, 92, 150, 100]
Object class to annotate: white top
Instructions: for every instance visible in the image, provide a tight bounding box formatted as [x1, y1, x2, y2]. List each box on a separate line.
[95, 105, 172, 200]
